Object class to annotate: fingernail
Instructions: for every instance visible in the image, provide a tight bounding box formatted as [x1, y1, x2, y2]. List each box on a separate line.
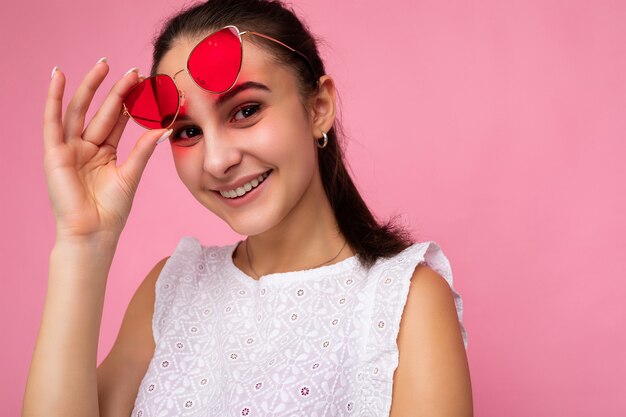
[124, 67, 139, 77]
[97, 57, 108, 64]
[50, 66, 58, 80]
[157, 129, 173, 144]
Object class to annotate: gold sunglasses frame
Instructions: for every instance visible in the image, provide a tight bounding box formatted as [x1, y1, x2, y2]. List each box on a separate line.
[123, 25, 318, 130]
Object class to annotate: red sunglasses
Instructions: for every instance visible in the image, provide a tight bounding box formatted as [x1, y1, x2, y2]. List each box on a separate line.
[122, 25, 316, 130]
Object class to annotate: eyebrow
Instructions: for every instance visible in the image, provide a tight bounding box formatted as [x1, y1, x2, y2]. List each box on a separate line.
[216, 81, 271, 105]
[164, 81, 271, 125]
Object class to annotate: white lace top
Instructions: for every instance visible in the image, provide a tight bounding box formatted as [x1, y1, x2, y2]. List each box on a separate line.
[132, 237, 466, 417]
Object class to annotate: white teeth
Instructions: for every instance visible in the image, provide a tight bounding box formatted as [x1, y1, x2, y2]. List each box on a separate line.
[219, 171, 271, 199]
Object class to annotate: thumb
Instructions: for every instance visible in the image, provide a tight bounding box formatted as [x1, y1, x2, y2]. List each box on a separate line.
[119, 128, 172, 183]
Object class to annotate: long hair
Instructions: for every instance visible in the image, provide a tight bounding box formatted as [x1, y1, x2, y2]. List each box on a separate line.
[152, 0, 412, 267]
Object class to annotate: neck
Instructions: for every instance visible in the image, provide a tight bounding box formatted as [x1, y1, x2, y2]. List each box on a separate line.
[234, 173, 352, 278]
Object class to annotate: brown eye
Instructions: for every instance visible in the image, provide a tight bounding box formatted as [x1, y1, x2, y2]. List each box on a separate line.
[233, 104, 261, 121]
[171, 126, 202, 146]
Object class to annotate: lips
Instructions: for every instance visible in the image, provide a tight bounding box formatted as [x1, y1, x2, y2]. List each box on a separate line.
[218, 170, 272, 199]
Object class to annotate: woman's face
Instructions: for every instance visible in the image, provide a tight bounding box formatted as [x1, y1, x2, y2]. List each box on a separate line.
[156, 35, 324, 236]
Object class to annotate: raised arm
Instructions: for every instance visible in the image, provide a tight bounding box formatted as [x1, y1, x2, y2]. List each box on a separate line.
[22, 60, 170, 417]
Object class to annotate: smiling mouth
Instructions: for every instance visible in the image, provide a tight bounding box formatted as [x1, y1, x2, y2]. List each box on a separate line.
[219, 170, 272, 199]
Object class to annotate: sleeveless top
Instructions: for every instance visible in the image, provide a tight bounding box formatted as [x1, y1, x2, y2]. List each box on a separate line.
[132, 237, 467, 417]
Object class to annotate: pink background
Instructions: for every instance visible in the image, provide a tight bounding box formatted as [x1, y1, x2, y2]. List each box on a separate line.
[1, 0, 625, 415]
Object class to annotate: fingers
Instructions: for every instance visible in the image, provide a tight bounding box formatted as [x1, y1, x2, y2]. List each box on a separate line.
[101, 73, 149, 148]
[119, 129, 172, 186]
[43, 67, 66, 152]
[63, 58, 110, 140]
[103, 108, 132, 149]
[83, 67, 141, 146]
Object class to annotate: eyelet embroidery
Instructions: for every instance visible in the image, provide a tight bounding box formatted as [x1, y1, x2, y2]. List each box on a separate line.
[135, 240, 463, 417]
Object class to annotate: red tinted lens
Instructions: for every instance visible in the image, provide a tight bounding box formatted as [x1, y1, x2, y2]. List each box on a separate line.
[187, 27, 242, 93]
[123, 75, 179, 129]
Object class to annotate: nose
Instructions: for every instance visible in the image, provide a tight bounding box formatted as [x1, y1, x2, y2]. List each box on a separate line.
[202, 130, 243, 177]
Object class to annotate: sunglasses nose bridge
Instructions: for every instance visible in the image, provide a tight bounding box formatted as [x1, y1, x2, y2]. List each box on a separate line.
[178, 90, 186, 110]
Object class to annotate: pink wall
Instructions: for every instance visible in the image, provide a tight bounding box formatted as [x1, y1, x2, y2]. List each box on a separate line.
[1, 0, 624, 415]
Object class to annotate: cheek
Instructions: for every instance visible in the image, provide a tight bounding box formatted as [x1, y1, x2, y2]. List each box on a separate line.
[171, 145, 204, 188]
[255, 105, 314, 163]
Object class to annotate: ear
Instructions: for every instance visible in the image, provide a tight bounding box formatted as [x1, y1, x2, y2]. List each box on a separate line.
[309, 75, 337, 138]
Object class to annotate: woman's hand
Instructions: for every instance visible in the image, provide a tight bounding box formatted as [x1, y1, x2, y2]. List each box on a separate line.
[44, 60, 171, 242]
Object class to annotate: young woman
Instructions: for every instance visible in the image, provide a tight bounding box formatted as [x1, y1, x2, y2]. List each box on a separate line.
[24, 0, 472, 416]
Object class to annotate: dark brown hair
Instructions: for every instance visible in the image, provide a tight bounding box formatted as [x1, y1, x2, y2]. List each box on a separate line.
[152, 0, 412, 267]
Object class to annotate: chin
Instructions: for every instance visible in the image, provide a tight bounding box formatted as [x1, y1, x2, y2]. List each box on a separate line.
[201, 201, 277, 237]
[221, 218, 268, 237]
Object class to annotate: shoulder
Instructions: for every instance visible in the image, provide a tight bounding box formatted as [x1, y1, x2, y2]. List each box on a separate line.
[137, 256, 169, 304]
[389, 263, 473, 416]
[375, 241, 466, 346]
[405, 263, 458, 320]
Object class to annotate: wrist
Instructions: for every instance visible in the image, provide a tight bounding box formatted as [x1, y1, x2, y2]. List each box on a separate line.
[49, 237, 119, 287]
[54, 229, 121, 249]
[52, 233, 120, 261]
